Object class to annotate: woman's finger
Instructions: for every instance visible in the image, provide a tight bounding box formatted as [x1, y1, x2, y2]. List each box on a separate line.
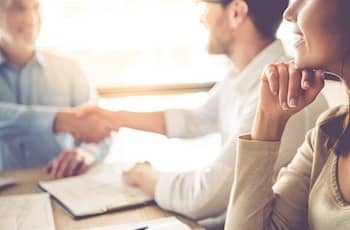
[301, 70, 312, 90]
[277, 63, 290, 110]
[304, 70, 325, 104]
[265, 64, 279, 96]
[287, 64, 302, 108]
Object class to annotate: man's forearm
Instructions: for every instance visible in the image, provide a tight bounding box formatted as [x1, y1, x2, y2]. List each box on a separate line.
[108, 111, 166, 135]
[53, 106, 166, 142]
[54, 108, 113, 143]
[53, 110, 77, 133]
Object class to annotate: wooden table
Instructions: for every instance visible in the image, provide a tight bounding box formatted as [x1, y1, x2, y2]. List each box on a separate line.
[0, 165, 203, 230]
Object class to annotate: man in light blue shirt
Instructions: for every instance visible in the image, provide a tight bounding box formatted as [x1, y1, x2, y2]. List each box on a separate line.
[0, 0, 114, 177]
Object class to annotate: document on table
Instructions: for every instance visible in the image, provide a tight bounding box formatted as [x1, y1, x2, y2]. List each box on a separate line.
[85, 216, 191, 230]
[0, 193, 55, 230]
[38, 171, 153, 219]
[0, 176, 16, 189]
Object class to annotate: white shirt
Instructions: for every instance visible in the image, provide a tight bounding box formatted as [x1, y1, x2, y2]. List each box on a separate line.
[155, 40, 329, 220]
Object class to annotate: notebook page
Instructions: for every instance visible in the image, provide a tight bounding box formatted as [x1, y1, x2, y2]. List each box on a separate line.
[39, 171, 152, 216]
[0, 193, 55, 230]
[85, 217, 191, 230]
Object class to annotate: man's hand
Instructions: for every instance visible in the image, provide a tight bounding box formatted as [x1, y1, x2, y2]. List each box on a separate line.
[123, 162, 160, 198]
[54, 106, 116, 143]
[76, 105, 124, 132]
[76, 105, 167, 135]
[47, 148, 96, 179]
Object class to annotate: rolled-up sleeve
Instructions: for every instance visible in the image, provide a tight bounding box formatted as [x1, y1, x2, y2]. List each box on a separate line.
[165, 82, 222, 138]
[155, 140, 236, 220]
[156, 106, 257, 220]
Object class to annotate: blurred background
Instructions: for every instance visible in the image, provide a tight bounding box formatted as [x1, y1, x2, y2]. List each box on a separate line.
[37, 0, 346, 171]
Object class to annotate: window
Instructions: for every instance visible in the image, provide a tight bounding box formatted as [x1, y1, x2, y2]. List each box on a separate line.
[39, 1, 291, 89]
[38, 0, 229, 90]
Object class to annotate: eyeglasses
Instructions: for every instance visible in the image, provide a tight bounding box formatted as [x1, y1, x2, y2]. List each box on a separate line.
[199, 0, 233, 5]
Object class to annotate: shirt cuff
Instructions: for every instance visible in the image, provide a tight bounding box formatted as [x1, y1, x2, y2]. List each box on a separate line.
[238, 134, 281, 156]
[164, 110, 187, 138]
[78, 138, 111, 162]
[29, 108, 58, 136]
[154, 172, 178, 210]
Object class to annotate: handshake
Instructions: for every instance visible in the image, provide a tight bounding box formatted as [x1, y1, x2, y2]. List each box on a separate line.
[53, 105, 120, 143]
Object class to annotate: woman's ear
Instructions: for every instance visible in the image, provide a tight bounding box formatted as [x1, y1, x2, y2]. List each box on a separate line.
[226, 0, 249, 28]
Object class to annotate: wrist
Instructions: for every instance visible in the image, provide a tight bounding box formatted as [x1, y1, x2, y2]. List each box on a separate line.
[53, 110, 76, 133]
[77, 148, 97, 164]
[111, 111, 126, 128]
[141, 170, 159, 198]
[251, 110, 288, 141]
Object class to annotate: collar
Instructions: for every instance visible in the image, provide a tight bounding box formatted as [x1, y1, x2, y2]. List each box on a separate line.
[0, 49, 45, 68]
[34, 50, 46, 66]
[232, 39, 288, 91]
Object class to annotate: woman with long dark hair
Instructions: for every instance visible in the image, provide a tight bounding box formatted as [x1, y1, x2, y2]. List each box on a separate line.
[225, 0, 350, 229]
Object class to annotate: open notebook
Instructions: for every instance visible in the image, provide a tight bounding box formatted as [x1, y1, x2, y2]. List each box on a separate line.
[38, 171, 153, 219]
[85, 217, 191, 230]
[0, 193, 55, 230]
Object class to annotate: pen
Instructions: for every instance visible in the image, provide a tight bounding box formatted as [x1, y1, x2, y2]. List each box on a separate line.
[134, 227, 148, 230]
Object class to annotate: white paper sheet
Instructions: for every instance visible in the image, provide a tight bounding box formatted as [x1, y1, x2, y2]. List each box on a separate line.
[84, 217, 191, 230]
[0, 193, 55, 230]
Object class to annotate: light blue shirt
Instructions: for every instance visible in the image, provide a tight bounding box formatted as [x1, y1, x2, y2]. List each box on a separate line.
[0, 50, 110, 170]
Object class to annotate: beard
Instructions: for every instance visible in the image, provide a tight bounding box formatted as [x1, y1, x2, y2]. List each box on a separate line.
[9, 37, 36, 52]
[206, 35, 229, 55]
[0, 22, 40, 50]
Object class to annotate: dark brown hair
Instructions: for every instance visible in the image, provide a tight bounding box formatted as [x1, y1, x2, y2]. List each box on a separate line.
[217, 0, 288, 39]
[245, 0, 288, 38]
[327, 0, 350, 156]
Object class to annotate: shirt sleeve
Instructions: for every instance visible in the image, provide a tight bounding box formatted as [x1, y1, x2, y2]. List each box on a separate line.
[78, 138, 112, 162]
[155, 107, 256, 220]
[155, 141, 235, 220]
[0, 102, 57, 141]
[71, 62, 98, 106]
[164, 82, 223, 138]
[225, 129, 315, 230]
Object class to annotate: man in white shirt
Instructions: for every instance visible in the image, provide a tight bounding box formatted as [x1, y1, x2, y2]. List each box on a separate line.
[79, 0, 328, 228]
